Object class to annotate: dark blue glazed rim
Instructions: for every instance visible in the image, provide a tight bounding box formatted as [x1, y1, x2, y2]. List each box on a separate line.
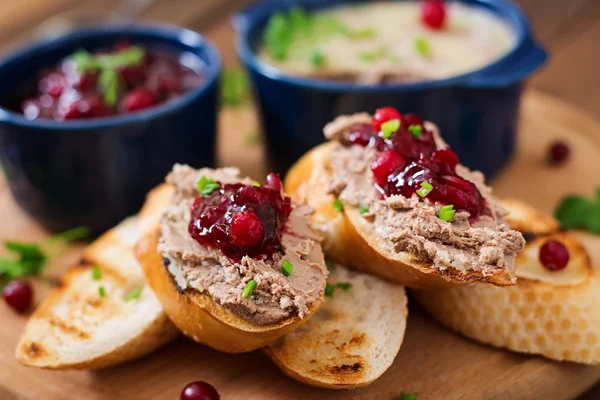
[234, 0, 546, 90]
[0, 23, 221, 130]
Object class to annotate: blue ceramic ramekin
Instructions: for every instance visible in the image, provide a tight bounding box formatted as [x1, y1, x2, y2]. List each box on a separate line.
[0, 24, 221, 234]
[234, 0, 547, 176]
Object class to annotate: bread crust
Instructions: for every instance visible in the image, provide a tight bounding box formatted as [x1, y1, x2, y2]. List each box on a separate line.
[285, 142, 513, 289]
[135, 184, 323, 353]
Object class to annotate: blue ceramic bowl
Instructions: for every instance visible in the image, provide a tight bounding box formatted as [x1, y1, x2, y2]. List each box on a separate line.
[234, 0, 547, 176]
[0, 24, 220, 234]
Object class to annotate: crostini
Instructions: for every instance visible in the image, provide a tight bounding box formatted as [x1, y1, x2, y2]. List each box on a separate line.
[135, 165, 328, 353]
[265, 261, 408, 389]
[416, 200, 600, 364]
[16, 217, 179, 370]
[285, 108, 525, 289]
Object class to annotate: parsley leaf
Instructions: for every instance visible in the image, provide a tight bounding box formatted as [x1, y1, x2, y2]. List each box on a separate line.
[555, 191, 600, 234]
[333, 199, 343, 212]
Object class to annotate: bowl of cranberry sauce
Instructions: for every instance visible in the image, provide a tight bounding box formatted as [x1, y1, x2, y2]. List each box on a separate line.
[15, 41, 204, 121]
[0, 25, 221, 234]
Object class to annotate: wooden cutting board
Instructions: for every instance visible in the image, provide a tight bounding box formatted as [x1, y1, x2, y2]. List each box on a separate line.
[1, 90, 600, 400]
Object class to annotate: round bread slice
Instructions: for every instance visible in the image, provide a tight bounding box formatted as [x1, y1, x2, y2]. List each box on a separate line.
[135, 183, 324, 354]
[264, 262, 408, 388]
[285, 142, 513, 289]
[415, 200, 600, 364]
[16, 216, 179, 370]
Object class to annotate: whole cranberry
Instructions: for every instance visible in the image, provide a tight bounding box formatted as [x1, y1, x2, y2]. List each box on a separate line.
[74, 72, 98, 91]
[229, 211, 264, 247]
[371, 150, 406, 187]
[181, 381, 220, 400]
[402, 113, 424, 127]
[539, 240, 570, 271]
[120, 88, 157, 112]
[373, 107, 402, 132]
[264, 172, 283, 192]
[3, 280, 33, 313]
[421, 0, 446, 30]
[547, 141, 570, 165]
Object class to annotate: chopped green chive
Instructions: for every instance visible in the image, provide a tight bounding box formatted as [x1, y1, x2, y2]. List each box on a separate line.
[333, 199, 343, 212]
[125, 288, 142, 301]
[381, 119, 401, 139]
[336, 282, 352, 291]
[98, 286, 106, 297]
[415, 36, 431, 57]
[408, 124, 423, 139]
[281, 259, 293, 276]
[358, 205, 369, 214]
[242, 280, 257, 298]
[252, 181, 261, 187]
[400, 391, 418, 400]
[346, 27, 376, 39]
[439, 205, 456, 222]
[196, 176, 221, 197]
[324, 283, 335, 297]
[359, 46, 387, 63]
[311, 50, 325, 67]
[325, 259, 336, 271]
[91, 266, 102, 281]
[416, 182, 433, 198]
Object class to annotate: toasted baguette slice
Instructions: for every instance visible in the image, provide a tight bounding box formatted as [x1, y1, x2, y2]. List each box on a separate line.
[264, 263, 408, 388]
[136, 184, 323, 353]
[416, 200, 600, 364]
[285, 142, 513, 289]
[16, 217, 179, 370]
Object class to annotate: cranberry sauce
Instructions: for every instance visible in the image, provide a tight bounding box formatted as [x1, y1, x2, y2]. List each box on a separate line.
[347, 107, 487, 218]
[188, 173, 293, 261]
[17, 41, 203, 121]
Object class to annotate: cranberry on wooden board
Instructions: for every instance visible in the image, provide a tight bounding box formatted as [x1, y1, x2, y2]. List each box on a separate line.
[2, 280, 33, 313]
[539, 240, 570, 271]
[180, 381, 220, 400]
[547, 141, 570, 165]
[421, 0, 446, 30]
[189, 173, 293, 261]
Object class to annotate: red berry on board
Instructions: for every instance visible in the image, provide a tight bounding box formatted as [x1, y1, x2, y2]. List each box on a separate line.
[181, 381, 220, 400]
[421, 0, 446, 30]
[229, 211, 264, 247]
[373, 107, 402, 132]
[2, 280, 33, 313]
[539, 239, 570, 271]
[547, 141, 570, 165]
[371, 150, 406, 187]
[119, 88, 157, 112]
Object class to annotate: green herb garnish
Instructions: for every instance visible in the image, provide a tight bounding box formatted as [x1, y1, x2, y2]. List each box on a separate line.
[439, 205, 456, 222]
[408, 124, 423, 139]
[381, 119, 400, 139]
[333, 199, 343, 212]
[400, 391, 418, 400]
[252, 182, 261, 187]
[220, 68, 250, 106]
[125, 288, 143, 301]
[92, 266, 102, 281]
[196, 176, 221, 196]
[336, 282, 352, 291]
[324, 283, 335, 297]
[242, 279, 257, 298]
[71, 46, 145, 107]
[311, 49, 325, 67]
[359, 46, 388, 63]
[414, 36, 431, 57]
[555, 190, 600, 233]
[358, 205, 369, 214]
[346, 27, 376, 40]
[0, 227, 90, 289]
[416, 182, 433, 198]
[281, 259, 293, 276]
[98, 286, 106, 297]
[264, 11, 294, 60]
[325, 259, 336, 271]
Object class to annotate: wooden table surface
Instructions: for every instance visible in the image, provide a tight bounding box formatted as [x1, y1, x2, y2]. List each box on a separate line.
[0, 1, 599, 399]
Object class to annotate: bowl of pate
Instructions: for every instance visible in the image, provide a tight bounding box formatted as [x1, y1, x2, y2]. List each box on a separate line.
[234, 0, 547, 175]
